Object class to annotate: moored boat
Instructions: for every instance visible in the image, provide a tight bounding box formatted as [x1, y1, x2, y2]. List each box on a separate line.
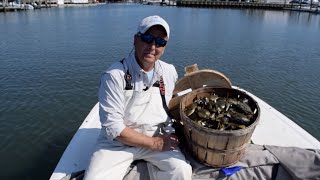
[49, 65, 320, 180]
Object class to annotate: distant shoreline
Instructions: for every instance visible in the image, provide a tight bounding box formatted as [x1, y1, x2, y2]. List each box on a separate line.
[54, 2, 106, 7]
[0, 2, 105, 12]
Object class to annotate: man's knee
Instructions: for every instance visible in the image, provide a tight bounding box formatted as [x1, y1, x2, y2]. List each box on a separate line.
[163, 158, 192, 177]
[174, 161, 193, 177]
[150, 160, 193, 180]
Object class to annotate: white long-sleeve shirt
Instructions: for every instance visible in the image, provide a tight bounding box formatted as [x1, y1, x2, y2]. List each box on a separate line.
[98, 52, 178, 139]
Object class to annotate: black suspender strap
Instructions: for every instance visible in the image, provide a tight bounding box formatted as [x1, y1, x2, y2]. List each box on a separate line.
[159, 76, 174, 120]
[120, 59, 133, 90]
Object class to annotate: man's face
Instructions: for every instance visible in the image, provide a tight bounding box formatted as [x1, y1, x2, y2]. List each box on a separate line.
[134, 25, 168, 71]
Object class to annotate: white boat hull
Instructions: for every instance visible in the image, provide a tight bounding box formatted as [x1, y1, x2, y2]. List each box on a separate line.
[49, 86, 320, 180]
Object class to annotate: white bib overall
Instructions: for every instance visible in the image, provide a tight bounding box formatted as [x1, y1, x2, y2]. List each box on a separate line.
[123, 86, 170, 137]
[84, 86, 192, 180]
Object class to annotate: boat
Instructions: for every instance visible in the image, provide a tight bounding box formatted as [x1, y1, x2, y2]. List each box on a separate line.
[142, 0, 169, 5]
[0, 1, 34, 10]
[289, 0, 320, 4]
[284, 5, 320, 13]
[49, 65, 320, 180]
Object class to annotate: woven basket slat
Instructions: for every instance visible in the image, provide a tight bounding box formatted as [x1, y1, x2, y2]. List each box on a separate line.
[180, 87, 260, 167]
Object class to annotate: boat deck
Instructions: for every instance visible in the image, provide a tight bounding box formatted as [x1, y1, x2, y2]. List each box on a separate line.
[234, 86, 320, 148]
[49, 86, 320, 180]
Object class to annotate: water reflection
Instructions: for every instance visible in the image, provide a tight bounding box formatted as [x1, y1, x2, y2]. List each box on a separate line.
[287, 10, 320, 28]
[239, 9, 320, 29]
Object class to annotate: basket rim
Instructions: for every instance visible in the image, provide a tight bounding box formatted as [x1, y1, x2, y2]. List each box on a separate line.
[180, 87, 261, 134]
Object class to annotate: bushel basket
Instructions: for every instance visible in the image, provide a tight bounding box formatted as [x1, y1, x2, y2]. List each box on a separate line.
[180, 87, 260, 167]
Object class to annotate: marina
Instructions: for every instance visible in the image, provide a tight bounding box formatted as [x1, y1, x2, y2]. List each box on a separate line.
[0, 0, 100, 12]
[1, 0, 320, 13]
[1, 3, 319, 180]
[178, 0, 319, 13]
[175, 0, 320, 14]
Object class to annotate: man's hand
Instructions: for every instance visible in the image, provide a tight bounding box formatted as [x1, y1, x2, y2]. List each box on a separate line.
[151, 134, 179, 151]
[116, 127, 179, 151]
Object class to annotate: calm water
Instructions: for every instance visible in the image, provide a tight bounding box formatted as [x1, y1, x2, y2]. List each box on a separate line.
[1, 4, 320, 179]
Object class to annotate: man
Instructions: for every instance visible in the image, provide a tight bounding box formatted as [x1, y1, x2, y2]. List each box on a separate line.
[84, 15, 192, 180]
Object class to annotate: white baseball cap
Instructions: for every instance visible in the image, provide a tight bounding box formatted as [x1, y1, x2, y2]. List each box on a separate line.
[137, 15, 170, 39]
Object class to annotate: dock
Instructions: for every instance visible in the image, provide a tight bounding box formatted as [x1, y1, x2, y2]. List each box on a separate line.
[178, 1, 290, 9]
[176, 0, 320, 13]
[0, 0, 55, 12]
[284, 5, 319, 13]
[1, 0, 101, 12]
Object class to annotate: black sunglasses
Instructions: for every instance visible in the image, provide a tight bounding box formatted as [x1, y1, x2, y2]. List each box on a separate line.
[137, 32, 167, 47]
